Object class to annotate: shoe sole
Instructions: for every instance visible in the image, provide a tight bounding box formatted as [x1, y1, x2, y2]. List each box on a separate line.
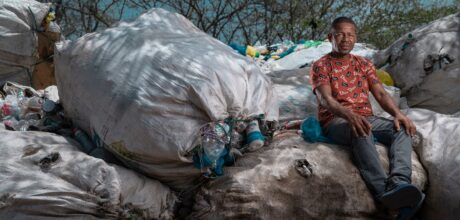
[397, 193, 426, 220]
[380, 184, 422, 209]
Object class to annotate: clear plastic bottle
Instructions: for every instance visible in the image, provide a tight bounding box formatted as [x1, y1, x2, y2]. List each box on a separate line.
[26, 97, 44, 112]
[2, 95, 21, 118]
[0, 99, 4, 118]
[3, 119, 38, 131]
[230, 130, 244, 149]
[202, 136, 225, 165]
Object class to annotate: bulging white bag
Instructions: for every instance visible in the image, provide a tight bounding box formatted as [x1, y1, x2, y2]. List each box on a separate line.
[55, 8, 278, 190]
[374, 13, 460, 105]
[0, 0, 49, 85]
[0, 128, 176, 219]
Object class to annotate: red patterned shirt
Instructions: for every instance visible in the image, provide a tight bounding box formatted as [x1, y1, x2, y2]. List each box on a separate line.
[309, 53, 381, 126]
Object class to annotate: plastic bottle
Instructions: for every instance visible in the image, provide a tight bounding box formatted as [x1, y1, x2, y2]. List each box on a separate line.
[3, 119, 18, 130]
[230, 130, 244, 149]
[26, 97, 44, 112]
[214, 122, 230, 143]
[246, 45, 260, 58]
[3, 119, 37, 131]
[246, 120, 264, 151]
[2, 95, 21, 118]
[202, 136, 225, 165]
[0, 99, 4, 118]
[73, 128, 96, 154]
[42, 99, 58, 114]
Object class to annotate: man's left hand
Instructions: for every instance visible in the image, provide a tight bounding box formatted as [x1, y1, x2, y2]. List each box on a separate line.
[394, 113, 416, 136]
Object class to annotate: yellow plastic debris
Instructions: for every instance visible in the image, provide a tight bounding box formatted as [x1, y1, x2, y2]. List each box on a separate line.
[246, 46, 260, 58]
[45, 12, 55, 24]
[376, 69, 394, 86]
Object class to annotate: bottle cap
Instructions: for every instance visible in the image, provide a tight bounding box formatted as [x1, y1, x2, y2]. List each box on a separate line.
[42, 99, 56, 113]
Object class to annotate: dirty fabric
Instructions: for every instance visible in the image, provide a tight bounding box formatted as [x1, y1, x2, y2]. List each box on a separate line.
[0, 127, 176, 219]
[374, 13, 460, 114]
[190, 134, 427, 219]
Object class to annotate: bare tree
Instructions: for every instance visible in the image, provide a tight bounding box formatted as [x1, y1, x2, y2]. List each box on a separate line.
[38, 0, 128, 38]
[39, 0, 460, 48]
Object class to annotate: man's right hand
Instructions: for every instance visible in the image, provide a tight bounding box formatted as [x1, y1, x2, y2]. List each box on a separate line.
[316, 84, 372, 137]
[345, 112, 372, 137]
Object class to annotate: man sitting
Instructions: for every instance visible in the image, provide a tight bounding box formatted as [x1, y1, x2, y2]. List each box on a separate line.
[309, 17, 424, 220]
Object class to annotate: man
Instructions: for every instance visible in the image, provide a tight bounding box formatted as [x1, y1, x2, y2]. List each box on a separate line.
[309, 17, 424, 219]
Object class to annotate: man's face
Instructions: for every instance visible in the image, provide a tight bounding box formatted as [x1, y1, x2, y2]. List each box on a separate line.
[328, 22, 357, 55]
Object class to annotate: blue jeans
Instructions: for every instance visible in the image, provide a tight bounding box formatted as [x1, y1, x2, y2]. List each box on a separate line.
[323, 116, 412, 197]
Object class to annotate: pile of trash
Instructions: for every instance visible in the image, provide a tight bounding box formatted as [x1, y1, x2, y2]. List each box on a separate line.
[230, 40, 378, 73]
[0, 0, 60, 89]
[1, 1, 460, 219]
[225, 12, 460, 220]
[0, 82, 60, 131]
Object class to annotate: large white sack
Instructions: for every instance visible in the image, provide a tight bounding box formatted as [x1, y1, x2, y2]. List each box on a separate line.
[374, 13, 459, 100]
[261, 42, 377, 73]
[0, 128, 176, 219]
[406, 108, 460, 220]
[55, 8, 278, 190]
[189, 134, 427, 219]
[267, 68, 317, 122]
[405, 62, 460, 114]
[0, 0, 50, 85]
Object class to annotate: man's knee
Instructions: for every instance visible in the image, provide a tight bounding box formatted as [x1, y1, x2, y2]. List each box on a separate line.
[352, 133, 375, 145]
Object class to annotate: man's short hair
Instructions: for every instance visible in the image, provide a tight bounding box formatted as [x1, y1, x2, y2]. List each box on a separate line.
[331, 17, 356, 31]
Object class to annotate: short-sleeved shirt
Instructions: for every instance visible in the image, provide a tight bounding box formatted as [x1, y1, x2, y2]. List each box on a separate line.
[309, 53, 381, 126]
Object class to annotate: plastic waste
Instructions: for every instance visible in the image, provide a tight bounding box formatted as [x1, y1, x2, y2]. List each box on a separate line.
[229, 43, 261, 58]
[1, 95, 21, 118]
[376, 69, 394, 86]
[26, 97, 44, 112]
[234, 120, 247, 133]
[246, 120, 264, 151]
[202, 136, 226, 165]
[4, 118, 38, 131]
[300, 117, 333, 143]
[303, 40, 322, 48]
[230, 130, 244, 149]
[73, 128, 96, 154]
[201, 122, 229, 164]
[23, 112, 41, 120]
[42, 99, 59, 115]
[246, 46, 260, 58]
[229, 42, 247, 56]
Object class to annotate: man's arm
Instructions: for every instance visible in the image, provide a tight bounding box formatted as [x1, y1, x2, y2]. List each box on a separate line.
[316, 84, 371, 137]
[369, 83, 416, 136]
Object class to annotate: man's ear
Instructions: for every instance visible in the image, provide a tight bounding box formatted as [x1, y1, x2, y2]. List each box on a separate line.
[327, 33, 333, 42]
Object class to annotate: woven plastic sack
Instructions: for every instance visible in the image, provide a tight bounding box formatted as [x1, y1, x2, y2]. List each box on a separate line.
[55, 8, 278, 190]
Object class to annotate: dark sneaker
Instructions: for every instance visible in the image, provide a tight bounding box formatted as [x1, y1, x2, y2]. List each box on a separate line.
[379, 183, 423, 209]
[396, 192, 425, 220]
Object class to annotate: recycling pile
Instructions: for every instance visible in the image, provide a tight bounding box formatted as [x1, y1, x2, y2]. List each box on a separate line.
[0, 1, 460, 219]
[230, 40, 378, 74]
[0, 0, 60, 89]
[227, 12, 460, 220]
